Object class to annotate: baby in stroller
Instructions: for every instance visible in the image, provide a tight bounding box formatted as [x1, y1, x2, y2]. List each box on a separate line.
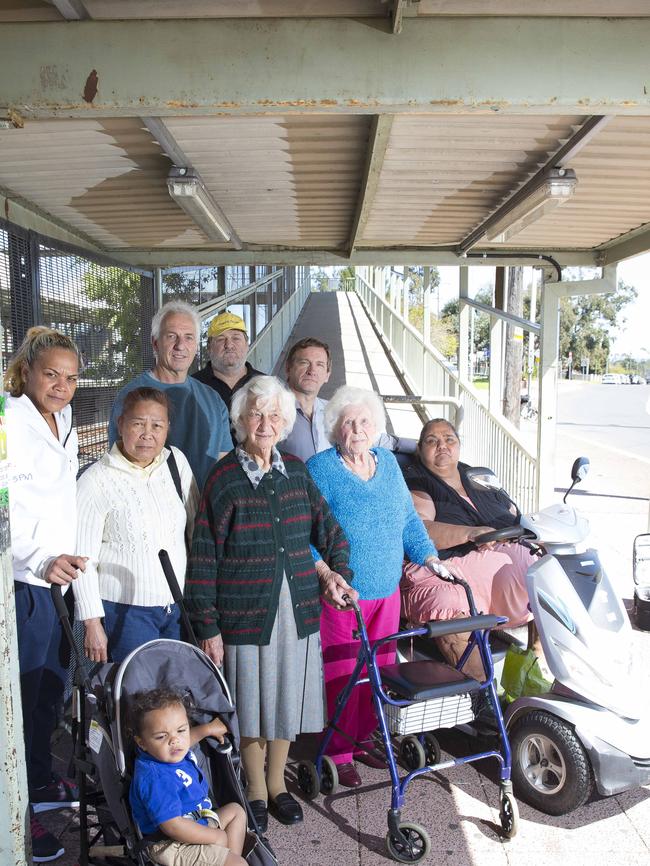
[129, 687, 247, 866]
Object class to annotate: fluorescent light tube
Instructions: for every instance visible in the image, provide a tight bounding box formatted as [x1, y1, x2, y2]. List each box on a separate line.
[485, 168, 578, 244]
[167, 167, 232, 242]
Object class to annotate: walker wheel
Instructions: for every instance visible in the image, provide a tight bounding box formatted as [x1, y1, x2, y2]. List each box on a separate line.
[423, 733, 441, 767]
[320, 755, 339, 795]
[386, 822, 431, 863]
[297, 761, 320, 801]
[399, 735, 426, 771]
[499, 790, 519, 839]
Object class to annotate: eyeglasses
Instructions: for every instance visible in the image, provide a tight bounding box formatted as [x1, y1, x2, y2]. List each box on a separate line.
[246, 410, 282, 424]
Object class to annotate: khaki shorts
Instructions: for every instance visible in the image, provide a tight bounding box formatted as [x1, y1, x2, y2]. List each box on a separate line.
[147, 817, 229, 866]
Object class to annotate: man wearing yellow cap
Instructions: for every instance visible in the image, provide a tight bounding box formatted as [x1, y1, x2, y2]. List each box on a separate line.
[192, 310, 263, 410]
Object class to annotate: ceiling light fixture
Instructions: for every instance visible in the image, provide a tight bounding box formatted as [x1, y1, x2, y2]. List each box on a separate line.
[484, 168, 578, 244]
[167, 167, 236, 245]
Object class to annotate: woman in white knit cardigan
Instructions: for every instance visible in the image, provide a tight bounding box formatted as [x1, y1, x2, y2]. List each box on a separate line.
[73, 386, 199, 663]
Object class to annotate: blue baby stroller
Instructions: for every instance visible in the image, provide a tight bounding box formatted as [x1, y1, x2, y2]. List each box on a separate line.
[297, 569, 518, 863]
[51, 550, 276, 865]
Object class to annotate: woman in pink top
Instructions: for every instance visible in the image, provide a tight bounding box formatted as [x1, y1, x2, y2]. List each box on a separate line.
[400, 419, 534, 676]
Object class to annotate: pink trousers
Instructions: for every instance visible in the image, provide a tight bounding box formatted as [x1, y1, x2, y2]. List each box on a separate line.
[320, 589, 401, 764]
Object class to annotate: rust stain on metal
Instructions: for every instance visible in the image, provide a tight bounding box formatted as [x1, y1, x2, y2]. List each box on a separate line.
[166, 100, 200, 109]
[8, 109, 24, 128]
[83, 70, 99, 104]
[429, 99, 462, 107]
[256, 99, 318, 107]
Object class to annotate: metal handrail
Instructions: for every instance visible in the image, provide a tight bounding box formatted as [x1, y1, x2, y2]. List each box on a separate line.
[354, 273, 538, 511]
[196, 269, 283, 319]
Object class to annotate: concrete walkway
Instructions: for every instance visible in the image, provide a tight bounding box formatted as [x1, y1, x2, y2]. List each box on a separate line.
[42, 291, 650, 866]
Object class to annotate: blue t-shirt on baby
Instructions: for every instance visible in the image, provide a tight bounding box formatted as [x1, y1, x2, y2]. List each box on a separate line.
[130, 747, 213, 837]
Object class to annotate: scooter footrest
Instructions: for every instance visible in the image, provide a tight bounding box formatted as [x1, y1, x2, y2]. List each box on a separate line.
[381, 660, 480, 701]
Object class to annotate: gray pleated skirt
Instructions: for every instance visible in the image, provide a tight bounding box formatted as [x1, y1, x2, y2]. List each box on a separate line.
[223, 578, 326, 741]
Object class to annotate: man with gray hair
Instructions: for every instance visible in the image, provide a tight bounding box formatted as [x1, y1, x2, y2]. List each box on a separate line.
[109, 300, 233, 488]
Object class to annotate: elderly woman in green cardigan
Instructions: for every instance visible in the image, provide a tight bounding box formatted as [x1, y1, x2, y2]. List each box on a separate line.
[185, 375, 356, 834]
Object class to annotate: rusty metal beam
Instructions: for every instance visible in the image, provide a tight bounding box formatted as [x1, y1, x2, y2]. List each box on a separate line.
[2, 18, 650, 118]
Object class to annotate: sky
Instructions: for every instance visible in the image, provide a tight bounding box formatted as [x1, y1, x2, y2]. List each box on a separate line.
[436, 255, 650, 358]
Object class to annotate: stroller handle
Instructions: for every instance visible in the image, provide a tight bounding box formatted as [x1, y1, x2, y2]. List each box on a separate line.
[158, 549, 200, 648]
[50, 583, 69, 621]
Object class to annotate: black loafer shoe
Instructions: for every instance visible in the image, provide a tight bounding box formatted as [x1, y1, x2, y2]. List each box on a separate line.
[268, 792, 303, 825]
[249, 799, 268, 833]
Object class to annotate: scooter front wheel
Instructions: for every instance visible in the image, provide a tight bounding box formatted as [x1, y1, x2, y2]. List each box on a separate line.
[510, 710, 593, 815]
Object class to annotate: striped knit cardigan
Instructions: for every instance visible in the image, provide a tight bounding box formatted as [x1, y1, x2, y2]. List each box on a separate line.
[184, 450, 352, 644]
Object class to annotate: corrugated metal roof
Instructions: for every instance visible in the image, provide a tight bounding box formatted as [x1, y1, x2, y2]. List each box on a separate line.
[2, 112, 650, 257]
[362, 115, 584, 246]
[499, 117, 650, 250]
[162, 116, 369, 247]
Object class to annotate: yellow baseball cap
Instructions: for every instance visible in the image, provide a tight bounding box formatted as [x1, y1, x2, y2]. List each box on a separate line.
[207, 311, 248, 339]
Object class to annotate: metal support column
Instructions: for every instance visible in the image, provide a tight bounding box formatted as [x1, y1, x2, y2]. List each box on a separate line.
[0, 395, 29, 866]
[458, 267, 470, 388]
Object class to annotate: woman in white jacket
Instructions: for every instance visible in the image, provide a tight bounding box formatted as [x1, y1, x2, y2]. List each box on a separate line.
[6, 326, 86, 861]
[73, 386, 199, 664]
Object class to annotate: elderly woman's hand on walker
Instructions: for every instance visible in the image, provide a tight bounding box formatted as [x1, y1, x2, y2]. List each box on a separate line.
[316, 560, 359, 610]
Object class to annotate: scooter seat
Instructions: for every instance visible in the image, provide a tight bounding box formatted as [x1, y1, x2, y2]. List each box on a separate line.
[381, 660, 481, 701]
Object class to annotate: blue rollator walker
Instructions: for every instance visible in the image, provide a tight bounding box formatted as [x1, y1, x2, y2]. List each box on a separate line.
[297, 570, 519, 864]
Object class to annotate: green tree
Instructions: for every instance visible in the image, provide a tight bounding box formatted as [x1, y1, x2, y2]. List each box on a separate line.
[338, 266, 356, 290]
[313, 269, 330, 292]
[82, 264, 145, 381]
[558, 281, 637, 375]
[440, 286, 493, 354]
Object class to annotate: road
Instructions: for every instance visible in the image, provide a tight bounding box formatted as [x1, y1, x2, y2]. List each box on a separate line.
[552, 380, 650, 591]
[556, 380, 650, 496]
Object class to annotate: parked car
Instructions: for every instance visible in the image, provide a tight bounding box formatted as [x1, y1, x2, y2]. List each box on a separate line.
[632, 375, 647, 384]
[602, 373, 618, 384]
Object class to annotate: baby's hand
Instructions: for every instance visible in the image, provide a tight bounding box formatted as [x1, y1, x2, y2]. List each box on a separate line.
[205, 717, 228, 744]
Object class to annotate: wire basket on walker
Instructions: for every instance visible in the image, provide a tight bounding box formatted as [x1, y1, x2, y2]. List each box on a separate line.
[297, 565, 519, 864]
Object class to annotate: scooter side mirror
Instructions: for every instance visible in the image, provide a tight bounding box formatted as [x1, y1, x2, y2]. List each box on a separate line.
[570, 456, 590, 484]
[563, 456, 590, 503]
[464, 466, 503, 492]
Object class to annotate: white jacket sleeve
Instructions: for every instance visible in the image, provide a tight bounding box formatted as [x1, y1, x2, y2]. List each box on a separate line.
[73, 469, 108, 621]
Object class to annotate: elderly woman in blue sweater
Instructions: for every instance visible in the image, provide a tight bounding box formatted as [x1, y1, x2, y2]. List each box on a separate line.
[307, 386, 442, 788]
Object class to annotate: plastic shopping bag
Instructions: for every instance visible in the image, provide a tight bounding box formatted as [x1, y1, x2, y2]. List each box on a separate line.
[500, 645, 552, 703]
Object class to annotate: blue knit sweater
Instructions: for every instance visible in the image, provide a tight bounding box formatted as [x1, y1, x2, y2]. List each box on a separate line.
[307, 447, 437, 600]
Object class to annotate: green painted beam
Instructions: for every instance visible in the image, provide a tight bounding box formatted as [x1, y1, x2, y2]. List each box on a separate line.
[0, 188, 105, 254]
[2, 18, 650, 118]
[108, 247, 598, 268]
[598, 223, 650, 265]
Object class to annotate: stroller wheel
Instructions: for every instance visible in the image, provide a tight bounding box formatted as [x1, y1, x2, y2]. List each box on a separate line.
[297, 761, 320, 801]
[422, 733, 441, 767]
[320, 756, 339, 795]
[385, 821, 431, 863]
[399, 736, 426, 771]
[499, 790, 519, 839]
